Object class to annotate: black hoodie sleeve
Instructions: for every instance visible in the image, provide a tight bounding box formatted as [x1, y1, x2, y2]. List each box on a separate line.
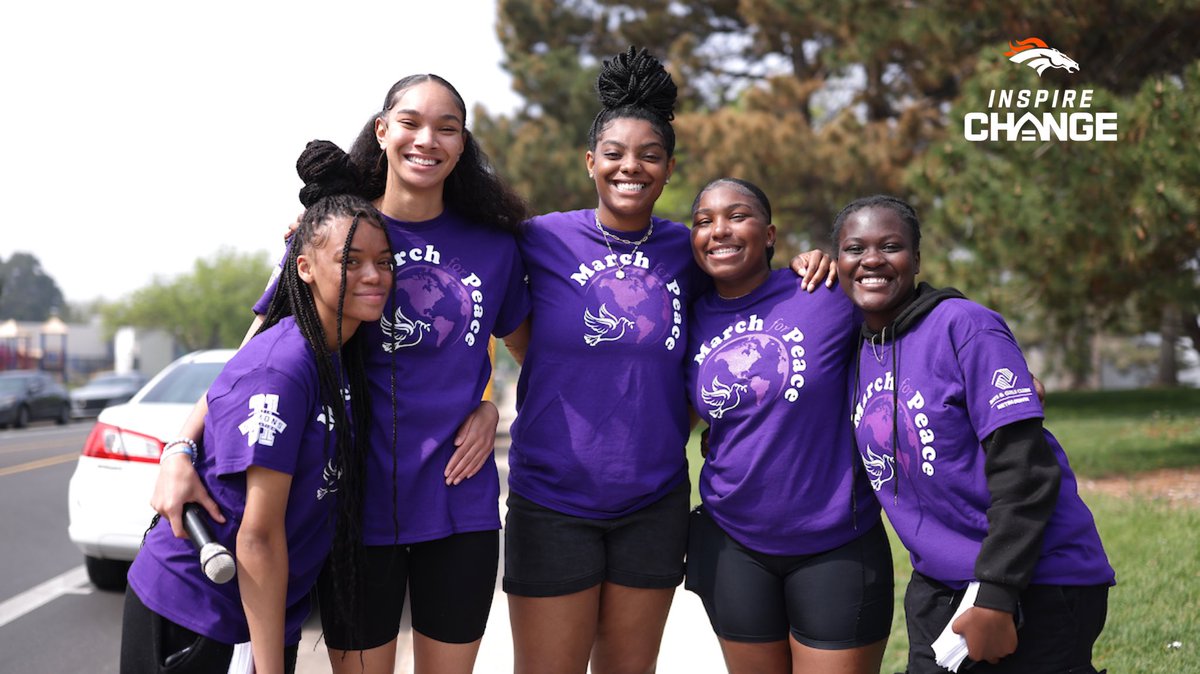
[973, 417, 1061, 613]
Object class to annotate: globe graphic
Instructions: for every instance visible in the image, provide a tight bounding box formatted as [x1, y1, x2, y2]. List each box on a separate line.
[393, 265, 473, 347]
[584, 268, 671, 344]
[702, 334, 788, 408]
[860, 393, 919, 473]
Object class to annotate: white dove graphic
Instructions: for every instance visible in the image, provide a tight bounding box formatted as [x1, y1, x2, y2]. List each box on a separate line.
[381, 305, 432, 352]
[862, 445, 895, 492]
[315, 458, 342, 501]
[583, 303, 635, 347]
[701, 375, 748, 419]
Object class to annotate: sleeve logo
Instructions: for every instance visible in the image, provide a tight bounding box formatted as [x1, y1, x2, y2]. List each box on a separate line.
[991, 368, 1017, 390]
[238, 393, 288, 446]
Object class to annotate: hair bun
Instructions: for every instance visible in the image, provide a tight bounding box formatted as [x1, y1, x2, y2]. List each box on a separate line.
[296, 140, 360, 207]
[595, 46, 676, 121]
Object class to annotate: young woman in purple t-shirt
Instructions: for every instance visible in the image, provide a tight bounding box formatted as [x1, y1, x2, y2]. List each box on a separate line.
[151, 76, 531, 674]
[683, 179, 893, 674]
[834, 195, 1114, 673]
[500, 49, 835, 674]
[121, 192, 391, 674]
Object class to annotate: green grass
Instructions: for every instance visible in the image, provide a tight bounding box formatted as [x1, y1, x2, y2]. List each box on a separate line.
[878, 498, 1200, 673]
[1042, 388, 1200, 478]
[685, 388, 1200, 673]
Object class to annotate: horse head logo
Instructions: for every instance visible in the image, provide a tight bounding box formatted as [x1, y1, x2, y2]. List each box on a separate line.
[1004, 37, 1079, 76]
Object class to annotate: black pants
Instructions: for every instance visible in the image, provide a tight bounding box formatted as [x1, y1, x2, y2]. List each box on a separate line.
[120, 588, 298, 674]
[904, 571, 1108, 674]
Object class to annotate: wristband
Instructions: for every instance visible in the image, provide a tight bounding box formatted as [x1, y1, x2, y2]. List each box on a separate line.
[161, 438, 198, 464]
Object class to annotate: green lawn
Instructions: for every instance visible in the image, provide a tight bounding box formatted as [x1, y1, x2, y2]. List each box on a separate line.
[685, 387, 1200, 672]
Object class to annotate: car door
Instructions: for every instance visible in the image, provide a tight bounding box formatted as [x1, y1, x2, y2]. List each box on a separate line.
[30, 374, 56, 419]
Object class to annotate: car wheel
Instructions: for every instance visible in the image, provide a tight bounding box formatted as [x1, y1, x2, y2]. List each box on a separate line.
[14, 405, 30, 429]
[85, 556, 131, 592]
[56, 403, 70, 425]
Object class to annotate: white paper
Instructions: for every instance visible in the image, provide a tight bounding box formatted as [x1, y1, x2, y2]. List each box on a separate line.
[932, 581, 980, 673]
[227, 641, 254, 674]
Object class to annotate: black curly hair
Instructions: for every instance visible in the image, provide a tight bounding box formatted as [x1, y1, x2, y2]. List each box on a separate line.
[587, 46, 678, 156]
[345, 74, 526, 233]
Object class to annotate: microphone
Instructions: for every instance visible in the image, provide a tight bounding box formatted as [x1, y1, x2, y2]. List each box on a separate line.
[183, 503, 236, 584]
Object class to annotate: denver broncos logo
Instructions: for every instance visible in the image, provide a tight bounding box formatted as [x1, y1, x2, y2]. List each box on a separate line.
[1004, 37, 1079, 76]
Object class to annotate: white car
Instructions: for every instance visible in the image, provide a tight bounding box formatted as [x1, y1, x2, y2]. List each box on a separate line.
[67, 349, 235, 590]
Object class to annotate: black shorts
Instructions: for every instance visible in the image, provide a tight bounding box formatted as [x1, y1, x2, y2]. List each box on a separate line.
[502, 481, 690, 597]
[903, 571, 1109, 674]
[684, 507, 894, 648]
[317, 530, 499, 649]
[120, 587, 298, 674]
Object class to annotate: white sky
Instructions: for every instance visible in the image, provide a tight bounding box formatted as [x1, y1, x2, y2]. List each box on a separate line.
[0, 0, 520, 304]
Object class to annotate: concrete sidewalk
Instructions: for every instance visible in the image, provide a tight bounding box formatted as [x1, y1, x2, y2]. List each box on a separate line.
[295, 436, 722, 673]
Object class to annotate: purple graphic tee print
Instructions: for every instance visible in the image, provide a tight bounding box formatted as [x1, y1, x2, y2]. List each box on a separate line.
[687, 271, 878, 555]
[849, 299, 1114, 588]
[128, 317, 339, 645]
[254, 210, 530, 545]
[510, 209, 707, 518]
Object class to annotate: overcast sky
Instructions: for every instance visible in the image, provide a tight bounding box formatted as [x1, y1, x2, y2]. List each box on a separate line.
[1, 0, 520, 304]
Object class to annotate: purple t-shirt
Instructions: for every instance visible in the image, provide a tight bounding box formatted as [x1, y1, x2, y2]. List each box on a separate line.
[129, 317, 340, 645]
[255, 210, 530, 545]
[688, 270, 878, 555]
[510, 209, 706, 517]
[849, 299, 1114, 587]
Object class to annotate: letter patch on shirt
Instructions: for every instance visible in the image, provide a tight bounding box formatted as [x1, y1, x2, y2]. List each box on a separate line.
[239, 393, 288, 446]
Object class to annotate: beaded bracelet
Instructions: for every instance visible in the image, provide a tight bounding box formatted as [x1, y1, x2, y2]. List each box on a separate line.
[160, 438, 198, 464]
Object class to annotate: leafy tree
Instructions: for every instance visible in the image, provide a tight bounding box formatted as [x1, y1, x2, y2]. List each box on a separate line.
[0, 252, 68, 321]
[478, 0, 1200, 386]
[909, 57, 1200, 387]
[103, 248, 272, 351]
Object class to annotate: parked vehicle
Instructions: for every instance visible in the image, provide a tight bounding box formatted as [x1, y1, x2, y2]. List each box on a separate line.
[66, 350, 235, 590]
[0, 370, 70, 428]
[70, 371, 147, 419]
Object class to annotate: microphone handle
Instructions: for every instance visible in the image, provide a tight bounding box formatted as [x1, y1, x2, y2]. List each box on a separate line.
[183, 503, 236, 584]
[183, 503, 219, 548]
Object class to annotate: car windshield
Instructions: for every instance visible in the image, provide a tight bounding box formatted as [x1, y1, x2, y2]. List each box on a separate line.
[0, 377, 29, 394]
[137, 362, 226, 404]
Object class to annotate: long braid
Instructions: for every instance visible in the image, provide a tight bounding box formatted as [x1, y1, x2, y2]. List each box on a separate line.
[259, 194, 379, 649]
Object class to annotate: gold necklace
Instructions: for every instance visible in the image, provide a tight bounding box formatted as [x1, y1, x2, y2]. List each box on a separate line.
[594, 209, 654, 279]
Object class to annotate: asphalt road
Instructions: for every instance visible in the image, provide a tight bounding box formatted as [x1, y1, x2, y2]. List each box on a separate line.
[0, 421, 126, 674]
[0, 420, 721, 673]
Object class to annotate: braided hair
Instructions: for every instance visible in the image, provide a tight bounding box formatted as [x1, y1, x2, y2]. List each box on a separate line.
[346, 74, 527, 233]
[831, 195, 922, 256]
[588, 46, 678, 156]
[256, 147, 384, 644]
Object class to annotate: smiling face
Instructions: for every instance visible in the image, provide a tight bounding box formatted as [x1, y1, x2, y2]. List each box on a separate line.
[298, 216, 393, 347]
[586, 117, 675, 231]
[375, 80, 467, 195]
[691, 183, 775, 299]
[836, 206, 920, 332]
